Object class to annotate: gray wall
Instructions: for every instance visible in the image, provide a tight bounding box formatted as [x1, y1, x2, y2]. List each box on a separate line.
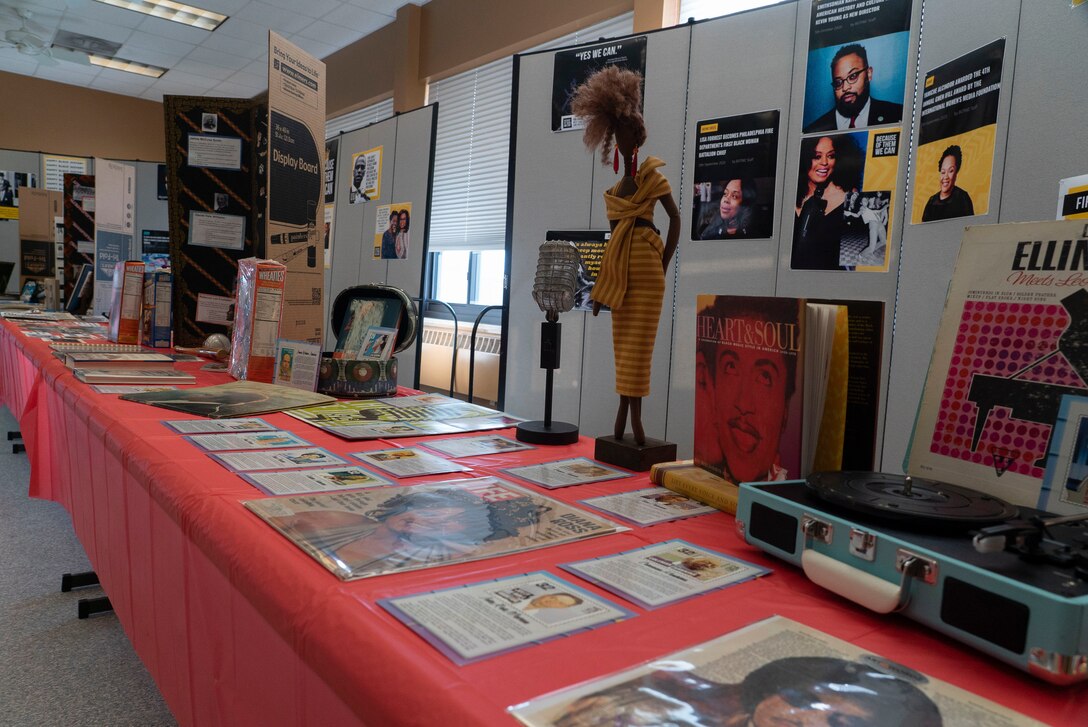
[324, 104, 437, 389]
[506, 0, 1088, 473]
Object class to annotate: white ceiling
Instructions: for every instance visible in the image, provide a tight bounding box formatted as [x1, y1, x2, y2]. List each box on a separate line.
[0, 0, 413, 102]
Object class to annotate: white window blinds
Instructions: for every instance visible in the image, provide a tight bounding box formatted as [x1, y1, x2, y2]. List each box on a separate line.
[678, 0, 781, 24]
[325, 97, 395, 139]
[427, 12, 634, 252]
[427, 57, 512, 252]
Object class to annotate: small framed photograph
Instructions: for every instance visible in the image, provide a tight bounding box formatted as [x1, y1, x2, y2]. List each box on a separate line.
[359, 326, 397, 360]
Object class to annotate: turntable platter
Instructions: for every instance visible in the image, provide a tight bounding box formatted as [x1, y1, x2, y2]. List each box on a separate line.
[806, 471, 1019, 525]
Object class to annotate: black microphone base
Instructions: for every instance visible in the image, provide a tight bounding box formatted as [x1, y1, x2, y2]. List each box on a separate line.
[516, 420, 579, 445]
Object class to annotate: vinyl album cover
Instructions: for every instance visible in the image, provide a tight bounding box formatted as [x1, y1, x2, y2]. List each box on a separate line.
[695, 295, 805, 483]
[908, 220, 1088, 508]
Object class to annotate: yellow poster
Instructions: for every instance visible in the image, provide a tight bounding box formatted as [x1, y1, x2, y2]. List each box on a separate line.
[349, 147, 382, 204]
[373, 203, 412, 260]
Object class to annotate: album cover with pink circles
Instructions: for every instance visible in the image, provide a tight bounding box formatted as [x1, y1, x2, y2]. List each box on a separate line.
[908, 219, 1088, 509]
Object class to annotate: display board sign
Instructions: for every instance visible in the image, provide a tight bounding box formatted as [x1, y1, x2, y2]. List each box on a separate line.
[266, 31, 326, 343]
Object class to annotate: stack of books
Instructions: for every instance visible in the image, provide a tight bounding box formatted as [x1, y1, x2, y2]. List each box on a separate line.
[64, 351, 196, 385]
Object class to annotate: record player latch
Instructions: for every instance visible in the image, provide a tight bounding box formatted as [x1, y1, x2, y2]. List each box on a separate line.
[896, 550, 938, 586]
[801, 515, 833, 544]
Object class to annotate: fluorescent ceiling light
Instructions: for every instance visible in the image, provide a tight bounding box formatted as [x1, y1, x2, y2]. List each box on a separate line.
[89, 54, 168, 78]
[94, 0, 228, 31]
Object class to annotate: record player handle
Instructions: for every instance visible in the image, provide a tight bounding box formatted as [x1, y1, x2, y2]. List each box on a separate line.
[801, 550, 905, 614]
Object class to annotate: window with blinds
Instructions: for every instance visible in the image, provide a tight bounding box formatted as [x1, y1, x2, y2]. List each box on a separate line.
[325, 97, 396, 139]
[678, 0, 781, 24]
[426, 12, 635, 254]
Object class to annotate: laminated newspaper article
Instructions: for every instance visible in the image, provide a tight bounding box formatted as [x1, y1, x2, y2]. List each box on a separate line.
[244, 477, 623, 580]
[510, 616, 1043, 726]
[379, 571, 634, 664]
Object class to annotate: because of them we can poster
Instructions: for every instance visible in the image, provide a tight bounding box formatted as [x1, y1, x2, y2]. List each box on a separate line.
[791, 128, 901, 272]
[910, 38, 1005, 224]
[551, 37, 647, 132]
[690, 110, 779, 241]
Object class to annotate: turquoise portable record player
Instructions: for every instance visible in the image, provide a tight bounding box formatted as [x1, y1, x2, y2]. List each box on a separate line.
[736, 472, 1088, 685]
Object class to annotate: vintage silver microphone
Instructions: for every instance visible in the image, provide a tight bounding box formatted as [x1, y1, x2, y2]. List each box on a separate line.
[516, 241, 581, 445]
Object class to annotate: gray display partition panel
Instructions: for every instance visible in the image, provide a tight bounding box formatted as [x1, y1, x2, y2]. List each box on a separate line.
[133, 161, 168, 248]
[0, 150, 58, 295]
[0, 154, 164, 298]
[666, 1, 801, 460]
[324, 103, 436, 389]
[506, 26, 691, 441]
[882, 0, 1021, 474]
[772, 0, 925, 470]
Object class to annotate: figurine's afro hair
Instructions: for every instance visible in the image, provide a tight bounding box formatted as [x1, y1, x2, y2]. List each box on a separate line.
[570, 66, 647, 166]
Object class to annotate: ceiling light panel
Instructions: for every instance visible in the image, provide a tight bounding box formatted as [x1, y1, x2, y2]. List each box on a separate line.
[94, 0, 228, 31]
[89, 53, 168, 77]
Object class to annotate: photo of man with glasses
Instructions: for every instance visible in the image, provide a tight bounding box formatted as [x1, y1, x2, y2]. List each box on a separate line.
[805, 43, 903, 133]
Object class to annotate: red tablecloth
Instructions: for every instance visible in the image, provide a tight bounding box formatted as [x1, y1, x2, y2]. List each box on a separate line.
[1, 319, 1084, 726]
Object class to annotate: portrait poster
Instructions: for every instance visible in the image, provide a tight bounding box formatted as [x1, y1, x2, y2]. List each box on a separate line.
[1057, 174, 1088, 221]
[243, 477, 623, 581]
[551, 37, 647, 132]
[691, 111, 779, 241]
[791, 128, 901, 272]
[508, 616, 1040, 726]
[910, 38, 1005, 224]
[324, 137, 338, 204]
[545, 230, 608, 312]
[802, 0, 912, 134]
[348, 146, 382, 204]
[906, 220, 1088, 509]
[0, 170, 38, 219]
[379, 572, 634, 665]
[373, 202, 411, 259]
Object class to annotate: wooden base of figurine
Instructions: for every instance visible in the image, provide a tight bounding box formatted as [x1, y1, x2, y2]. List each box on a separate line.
[594, 435, 677, 472]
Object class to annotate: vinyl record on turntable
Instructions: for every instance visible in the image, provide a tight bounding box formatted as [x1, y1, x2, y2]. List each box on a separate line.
[806, 471, 1019, 525]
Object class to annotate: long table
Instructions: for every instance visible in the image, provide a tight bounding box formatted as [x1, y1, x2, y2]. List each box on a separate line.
[1, 318, 1084, 726]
